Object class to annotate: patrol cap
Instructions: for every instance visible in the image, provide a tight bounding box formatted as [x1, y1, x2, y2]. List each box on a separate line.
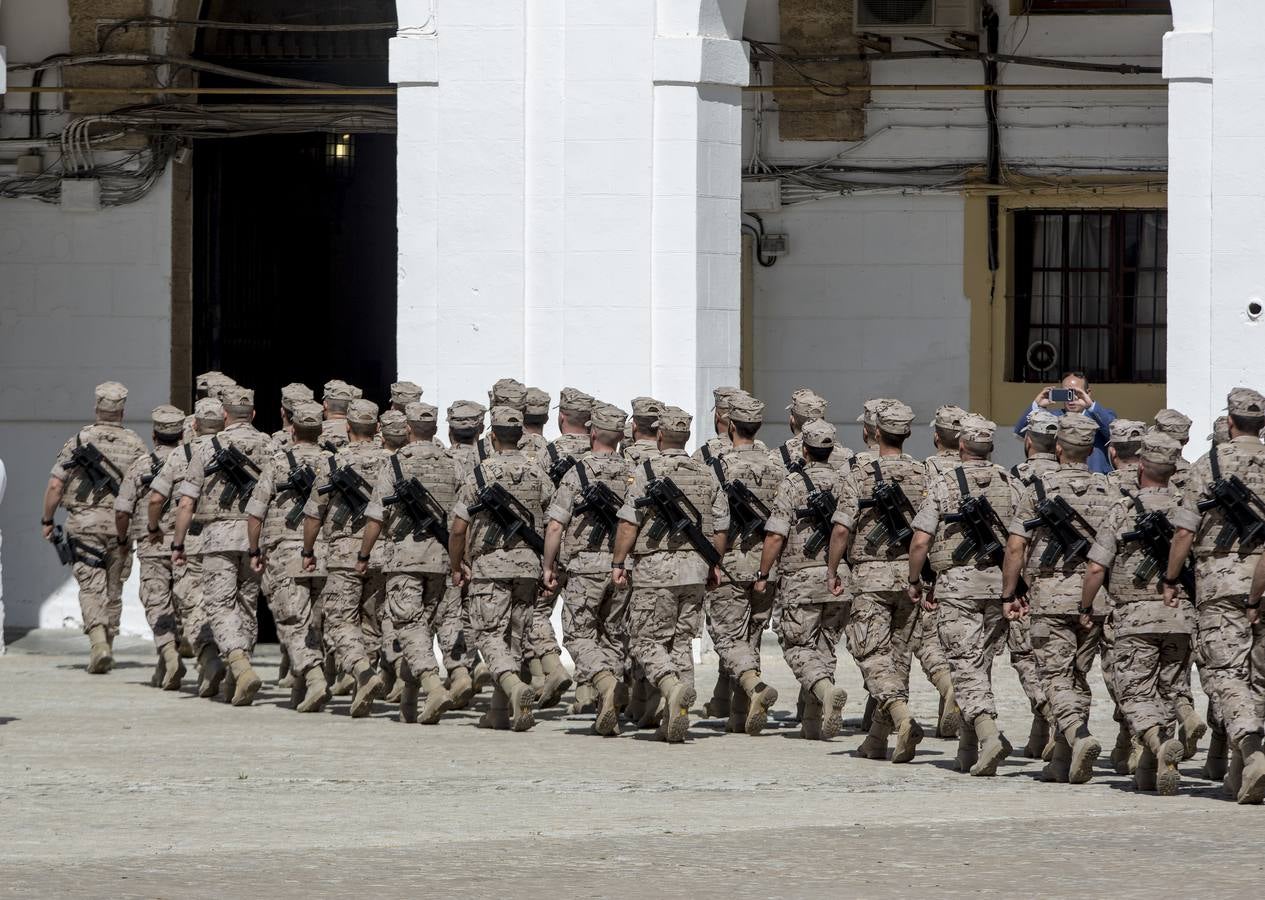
[728, 393, 766, 425]
[1057, 412, 1098, 447]
[712, 386, 742, 413]
[323, 380, 356, 403]
[405, 402, 437, 427]
[958, 414, 997, 443]
[623, 420, 634, 442]
[379, 409, 409, 440]
[653, 406, 692, 435]
[1108, 419, 1146, 445]
[1021, 409, 1060, 436]
[802, 419, 836, 449]
[876, 400, 916, 436]
[290, 400, 323, 429]
[281, 382, 314, 412]
[489, 378, 527, 410]
[1153, 408, 1192, 442]
[347, 384, 365, 400]
[447, 400, 486, 428]
[930, 404, 967, 432]
[194, 397, 225, 423]
[1227, 387, 1265, 417]
[558, 387, 595, 415]
[524, 388, 551, 417]
[857, 397, 892, 426]
[347, 398, 379, 426]
[1140, 431, 1182, 466]
[787, 388, 828, 421]
[631, 396, 665, 421]
[590, 402, 627, 433]
[1210, 415, 1231, 444]
[390, 381, 423, 406]
[490, 405, 524, 428]
[221, 386, 255, 413]
[94, 381, 128, 412]
[151, 404, 185, 436]
[196, 371, 234, 392]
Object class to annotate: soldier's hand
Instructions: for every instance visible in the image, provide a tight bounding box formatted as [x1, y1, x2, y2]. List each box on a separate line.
[1161, 583, 1179, 608]
[706, 566, 721, 591]
[42, 523, 54, 541]
[354, 559, 368, 577]
[542, 567, 559, 593]
[827, 570, 846, 597]
[1248, 605, 1261, 627]
[302, 553, 317, 573]
[251, 552, 266, 575]
[451, 563, 471, 589]
[1003, 599, 1024, 621]
[753, 578, 768, 594]
[1035, 387, 1053, 409]
[906, 582, 922, 605]
[172, 548, 187, 567]
[1078, 612, 1094, 631]
[611, 566, 628, 588]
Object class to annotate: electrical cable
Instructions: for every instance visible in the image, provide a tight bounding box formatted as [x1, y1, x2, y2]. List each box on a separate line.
[8, 53, 349, 90]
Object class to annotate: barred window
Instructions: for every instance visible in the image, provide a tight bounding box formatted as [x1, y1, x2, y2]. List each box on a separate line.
[1025, 0, 1170, 12]
[1011, 209, 1167, 384]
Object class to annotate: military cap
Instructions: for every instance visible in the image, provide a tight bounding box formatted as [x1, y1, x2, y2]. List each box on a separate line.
[930, 404, 967, 431]
[447, 400, 486, 427]
[958, 414, 997, 443]
[151, 404, 185, 436]
[623, 420, 634, 442]
[94, 381, 128, 412]
[712, 386, 742, 413]
[290, 400, 323, 428]
[347, 399, 379, 426]
[379, 410, 409, 439]
[1140, 431, 1182, 466]
[348, 384, 365, 400]
[728, 393, 766, 425]
[221, 386, 255, 411]
[405, 402, 437, 426]
[281, 382, 314, 412]
[1153, 408, 1192, 442]
[1227, 387, 1265, 417]
[653, 406, 692, 435]
[390, 381, 423, 406]
[857, 397, 892, 426]
[1021, 409, 1060, 436]
[524, 388, 551, 417]
[802, 419, 836, 449]
[558, 387, 595, 415]
[1210, 415, 1231, 444]
[876, 400, 916, 436]
[787, 388, 828, 421]
[1108, 419, 1147, 445]
[194, 397, 225, 423]
[196, 371, 234, 392]
[490, 405, 524, 428]
[1058, 412, 1098, 447]
[631, 396, 666, 420]
[489, 378, 527, 410]
[590, 402, 627, 432]
[323, 380, 356, 402]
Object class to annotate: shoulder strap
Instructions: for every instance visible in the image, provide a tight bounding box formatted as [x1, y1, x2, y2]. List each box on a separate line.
[211, 436, 223, 452]
[643, 460, 654, 481]
[391, 454, 404, 482]
[1210, 445, 1222, 480]
[700, 444, 713, 464]
[477, 440, 488, 462]
[1032, 476, 1047, 503]
[1131, 494, 1146, 516]
[800, 468, 818, 494]
[184, 443, 193, 462]
[707, 453, 726, 484]
[780, 444, 793, 469]
[547, 443, 560, 465]
[870, 459, 883, 484]
[284, 449, 298, 469]
[327, 456, 337, 477]
[474, 464, 488, 490]
[954, 465, 971, 498]
[1010, 464, 1022, 479]
[575, 460, 591, 490]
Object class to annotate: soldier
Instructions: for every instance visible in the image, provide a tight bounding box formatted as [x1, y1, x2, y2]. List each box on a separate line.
[357, 401, 460, 724]
[148, 398, 225, 694]
[543, 402, 633, 735]
[41, 382, 147, 674]
[449, 406, 552, 731]
[521, 388, 552, 460]
[827, 400, 928, 763]
[758, 420, 850, 740]
[1153, 408, 1194, 492]
[1001, 413, 1115, 785]
[611, 406, 727, 743]
[245, 400, 330, 713]
[620, 395, 665, 722]
[320, 380, 356, 452]
[1082, 431, 1191, 795]
[907, 415, 1019, 775]
[302, 399, 392, 717]
[114, 404, 186, 688]
[770, 389, 853, 473]
[478, 379, 528, 459]
[389, 381, 423, 413]
[1208, 416, 1231, 448]
[924, 405, 967, 477]
[542, 388, 596, 487]
[1107, 419, 1147, 497]
[170, 386, 273, 706]
[1164, 387, 1265, 803]
[184, 371, 235, 440]
[853, 398, 897, 468]
[375, 410, 411, 700]
[271, 383, 315, 452]
[697, 386, 768, 466]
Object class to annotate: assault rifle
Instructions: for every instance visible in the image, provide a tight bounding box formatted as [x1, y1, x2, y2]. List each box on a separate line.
[633, 461, 727, 575]
[942, 468, 1027, 596]
[49, 525, 106, 569]
[793, 470, 837, 559]
[545, 444, 577, 488]
[384, 458, 450, 546]
[279, 452, 317, 527]
[1122, 503, 1196, 597]
[1023, 480, 1095, 568]
[140, 452, 162, 489]
[66, 440, 122, 500]
[205, 437, 261, 509]
[1195, 447, 1265, 551]
[704, 455, 770, 543]
[467, 466, 544, 555]
[572, 465, 622, 551]
[858, 461, 916, 554]
[317, 461, 372, 528]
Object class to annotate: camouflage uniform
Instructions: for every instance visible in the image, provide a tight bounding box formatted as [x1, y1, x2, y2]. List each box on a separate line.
[320, 418, 350, 453]
[1006, 452, 1059, 717]
[439, 439, 484, 674]
[115, 441, 180, 651]
[150, 434, 215, 652]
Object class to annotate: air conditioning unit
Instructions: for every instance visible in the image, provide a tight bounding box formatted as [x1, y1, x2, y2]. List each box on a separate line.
[854, 0, 979, 36]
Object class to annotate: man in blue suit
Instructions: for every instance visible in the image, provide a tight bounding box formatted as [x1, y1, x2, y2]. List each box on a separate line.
[1013, 372, 1117, 474]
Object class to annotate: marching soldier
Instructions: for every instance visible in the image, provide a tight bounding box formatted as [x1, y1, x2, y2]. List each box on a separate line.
[521, 388, 552, 460]
[320, 380, 356, 452]
[41, 382, 147, 674]
[184, 371, 235, 440]
[375, 410, 411, 700]
[114, 404, 186, 688]
[758, 420, 850, 740]
[271, 383, 315, 452]
[1152, 408, 1194, 491]
[769, 389, 853, 473]
[389, 381, 423, 413]
[478, 379, 528, 459]
[1107, 419, 1147, 497]
[449, 406, 553, 731]
[924, 405, 967, 476]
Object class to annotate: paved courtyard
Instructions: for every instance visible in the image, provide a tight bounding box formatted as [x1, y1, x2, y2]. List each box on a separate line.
[0, 629, 1261, 898]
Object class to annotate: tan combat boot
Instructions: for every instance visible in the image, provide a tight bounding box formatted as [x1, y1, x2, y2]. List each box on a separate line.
[419, 671, 452, 725]
[860, 695, 878, 733]
[1204, 722, 1229, 781]
[331, 672, 357, 696]
[1133, 728, 1158, 792]
[1039, 703, 1058, 762]
[1235, 733, 1265, 804]
[196, 646, 226, 699]
[1225, 745, 1245, 799]
[1127, 735, 1144, 775]
[499, 673, 539, 732]
[812, 678, 847, 740]
[657, 675, 695, 744]
[726, 688, 750, 734]
[931, 670, 960, 739]
[1154, 729, 1184, 797]
[86, 625, 113, 674]
[801, 691, 823, 740]
[159, 643, 185, 691]
[887, 699, 924, 764]
[177, 638, 195, 659]
[956, 721, 979, 773]
[478, 685, 511, 730]
[296, 665, 330, 713]
[856, 706, 892, 758]
[1110, 722, 1133, 775]
[1175, 700, 1207, 761]
[151, 652, 165, 688]
[536, 653, 572, 709]
[1022, 708, 1049, 759]
[592, 671, 621, 737]
[740, 670, 780, 737]
[447, 667, 475, 709]
[385, 658, 406, 705]
[276, 649, 294, 689]
[568, 682, 597, 715]
[1042, 735, 1072, 783]
[971, 715, 1011, 777]
[398, 676, 420, 724]
[1066, 726, 1102, 785]
[226, 649, 263, 707]
[471, 660, 493, 694]
[350, 660, 385, 718]
[704, 672, 732, 720]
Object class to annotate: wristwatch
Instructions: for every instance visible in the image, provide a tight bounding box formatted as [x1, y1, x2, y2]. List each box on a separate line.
[1078, 605, 1093, 616]
[357, 552, 371, 562]
[171, 543, 184, 552]
[755, 570, 770, 581]
[248, 548, 262, 558]
[1246, 598, 1262, 610]
[1161, 575, 1182, 588]
[41, 518, 54, 526]
[147, 524, 162, 534]
[301, 548, 315, 559]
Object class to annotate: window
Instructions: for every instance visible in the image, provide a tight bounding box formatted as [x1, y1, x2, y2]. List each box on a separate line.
[1024, 0, 1170, 12]
[1011, 209, 1167, 384]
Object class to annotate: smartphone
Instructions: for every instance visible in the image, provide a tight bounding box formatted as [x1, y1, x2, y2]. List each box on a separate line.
[1049, 389, 1075, 403]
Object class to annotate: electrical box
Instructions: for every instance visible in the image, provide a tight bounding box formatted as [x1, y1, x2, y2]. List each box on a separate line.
[16, 153, 43, 176]
[742, 179, 782, 213]
[60, 178, 101, 211]
[855, 0, 979, 35]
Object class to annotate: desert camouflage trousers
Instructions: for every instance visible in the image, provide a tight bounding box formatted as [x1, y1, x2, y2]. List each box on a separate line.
[708, 579, 775, 678]
[561, 572, 630, 684]
[320, 567, 385, 674]
[138, 555, 178, 650]
[1030, 613, 1103, 736]
[628, 582, 705, 690]
[1195, 595, 1265, 745]
[1113, 631, 1192, 735]
[436, 583, 479, 672]
[260, 542, 323, 676]
[384, 572, 448, 677]
[66, 528, 132, 637]
[468, 577, 537, 681]
[1007, 615, 1049, 712]
[201, 550, 261, 657]
[845, 590, 919, 706]
[776, 600, 848, 691]
[936, 597, 1008, 722]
